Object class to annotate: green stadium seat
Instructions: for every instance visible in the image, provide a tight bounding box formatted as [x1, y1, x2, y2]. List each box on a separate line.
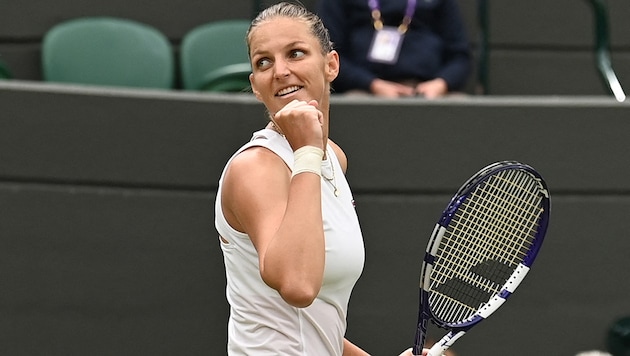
[180, 20, 251, 92]
[42, 17, 174, 89]
[0, 58, 12, 79]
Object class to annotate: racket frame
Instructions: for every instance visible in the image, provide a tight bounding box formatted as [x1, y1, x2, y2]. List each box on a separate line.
[413, 161, 550, 356]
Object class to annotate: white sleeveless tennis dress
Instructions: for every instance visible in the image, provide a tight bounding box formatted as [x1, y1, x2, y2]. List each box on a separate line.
[215, 128, 365, 355]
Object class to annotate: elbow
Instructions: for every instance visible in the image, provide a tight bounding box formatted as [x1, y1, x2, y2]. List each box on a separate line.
[278, 283, 320, 308]
[260, 261, 323, 308]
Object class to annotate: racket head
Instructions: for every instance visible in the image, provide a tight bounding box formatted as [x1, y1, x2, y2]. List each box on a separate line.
[437, 161, 550, 269]
[414, 161, 550, 354]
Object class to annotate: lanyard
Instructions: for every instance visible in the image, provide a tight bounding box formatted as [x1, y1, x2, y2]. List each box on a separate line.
[368, 0, 417, 34]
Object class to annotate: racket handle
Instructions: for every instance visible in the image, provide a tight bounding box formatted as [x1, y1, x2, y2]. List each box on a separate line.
[428, 330, 466, 356]
[413, 310, 430, 355]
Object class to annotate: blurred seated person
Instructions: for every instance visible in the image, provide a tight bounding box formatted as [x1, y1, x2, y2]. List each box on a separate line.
[317, 0, 472, 98]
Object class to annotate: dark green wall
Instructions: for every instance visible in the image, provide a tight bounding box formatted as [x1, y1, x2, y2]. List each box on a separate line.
[1, 81, 629, 355]
[1, 0, 629, 95]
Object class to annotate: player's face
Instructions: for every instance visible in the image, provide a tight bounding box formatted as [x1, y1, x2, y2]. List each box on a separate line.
[248, 17, 339, 116]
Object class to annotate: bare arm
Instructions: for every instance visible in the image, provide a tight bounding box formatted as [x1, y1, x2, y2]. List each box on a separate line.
[222, 100, 327, 308]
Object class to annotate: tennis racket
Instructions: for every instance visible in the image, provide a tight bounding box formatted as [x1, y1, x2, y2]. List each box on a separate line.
[412, 161, 550, 356]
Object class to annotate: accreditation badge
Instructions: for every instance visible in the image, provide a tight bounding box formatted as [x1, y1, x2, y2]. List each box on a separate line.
[367, 26, 404, 64]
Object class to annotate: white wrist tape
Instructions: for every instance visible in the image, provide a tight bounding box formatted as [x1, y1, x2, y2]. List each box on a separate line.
[292, 145, 324, 177]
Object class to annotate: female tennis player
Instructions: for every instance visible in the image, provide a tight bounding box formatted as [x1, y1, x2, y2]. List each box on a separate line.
[214, 2, 426, 355]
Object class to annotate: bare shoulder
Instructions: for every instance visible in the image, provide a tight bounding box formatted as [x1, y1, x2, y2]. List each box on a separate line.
[327, 138, 348, 174]
[226, 145, 288, 177]
[222, 146, 290, 233]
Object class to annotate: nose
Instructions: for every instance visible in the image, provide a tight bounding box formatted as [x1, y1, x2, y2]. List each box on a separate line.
[273, 58, 290, 79]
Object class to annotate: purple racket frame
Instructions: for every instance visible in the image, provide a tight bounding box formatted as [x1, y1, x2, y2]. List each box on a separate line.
[412, 161, 551, 356]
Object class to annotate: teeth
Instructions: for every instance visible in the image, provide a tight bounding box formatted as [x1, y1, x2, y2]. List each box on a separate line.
[277, 86, 301, 96]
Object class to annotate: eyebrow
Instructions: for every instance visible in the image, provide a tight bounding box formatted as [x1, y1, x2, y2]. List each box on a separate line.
[251, 40, 310, 58]
[286, 41, 308, 48]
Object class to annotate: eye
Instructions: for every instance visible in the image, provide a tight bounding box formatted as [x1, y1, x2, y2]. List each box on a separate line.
[255, 57, 272, 70]
[290, 49, 306, 59]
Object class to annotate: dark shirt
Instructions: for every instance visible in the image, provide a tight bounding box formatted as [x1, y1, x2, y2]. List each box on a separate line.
[317, 0, 472, 93]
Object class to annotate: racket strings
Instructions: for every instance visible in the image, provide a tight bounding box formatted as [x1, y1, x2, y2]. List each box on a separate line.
[457, 172, 541, 265]
[428, 169, 545, 323]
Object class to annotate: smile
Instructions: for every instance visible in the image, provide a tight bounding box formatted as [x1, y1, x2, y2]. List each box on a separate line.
[275, 86, 303, 96]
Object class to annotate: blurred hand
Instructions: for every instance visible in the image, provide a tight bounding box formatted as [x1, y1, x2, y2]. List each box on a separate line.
[370, 79, 416, 98]
[415, 78, 448, 99]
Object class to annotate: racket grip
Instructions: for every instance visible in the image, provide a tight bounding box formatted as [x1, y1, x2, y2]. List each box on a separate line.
[428, 330, 466, 356]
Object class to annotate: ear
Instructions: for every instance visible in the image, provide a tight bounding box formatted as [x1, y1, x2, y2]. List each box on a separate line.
[249, 73, 263, 102]
[325, 50, 340, 83]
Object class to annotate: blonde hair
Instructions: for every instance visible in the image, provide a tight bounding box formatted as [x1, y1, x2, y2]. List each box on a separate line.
[247, 2, 333, 55]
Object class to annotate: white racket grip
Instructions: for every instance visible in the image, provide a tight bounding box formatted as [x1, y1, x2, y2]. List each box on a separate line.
[427, 330, 466, 356]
